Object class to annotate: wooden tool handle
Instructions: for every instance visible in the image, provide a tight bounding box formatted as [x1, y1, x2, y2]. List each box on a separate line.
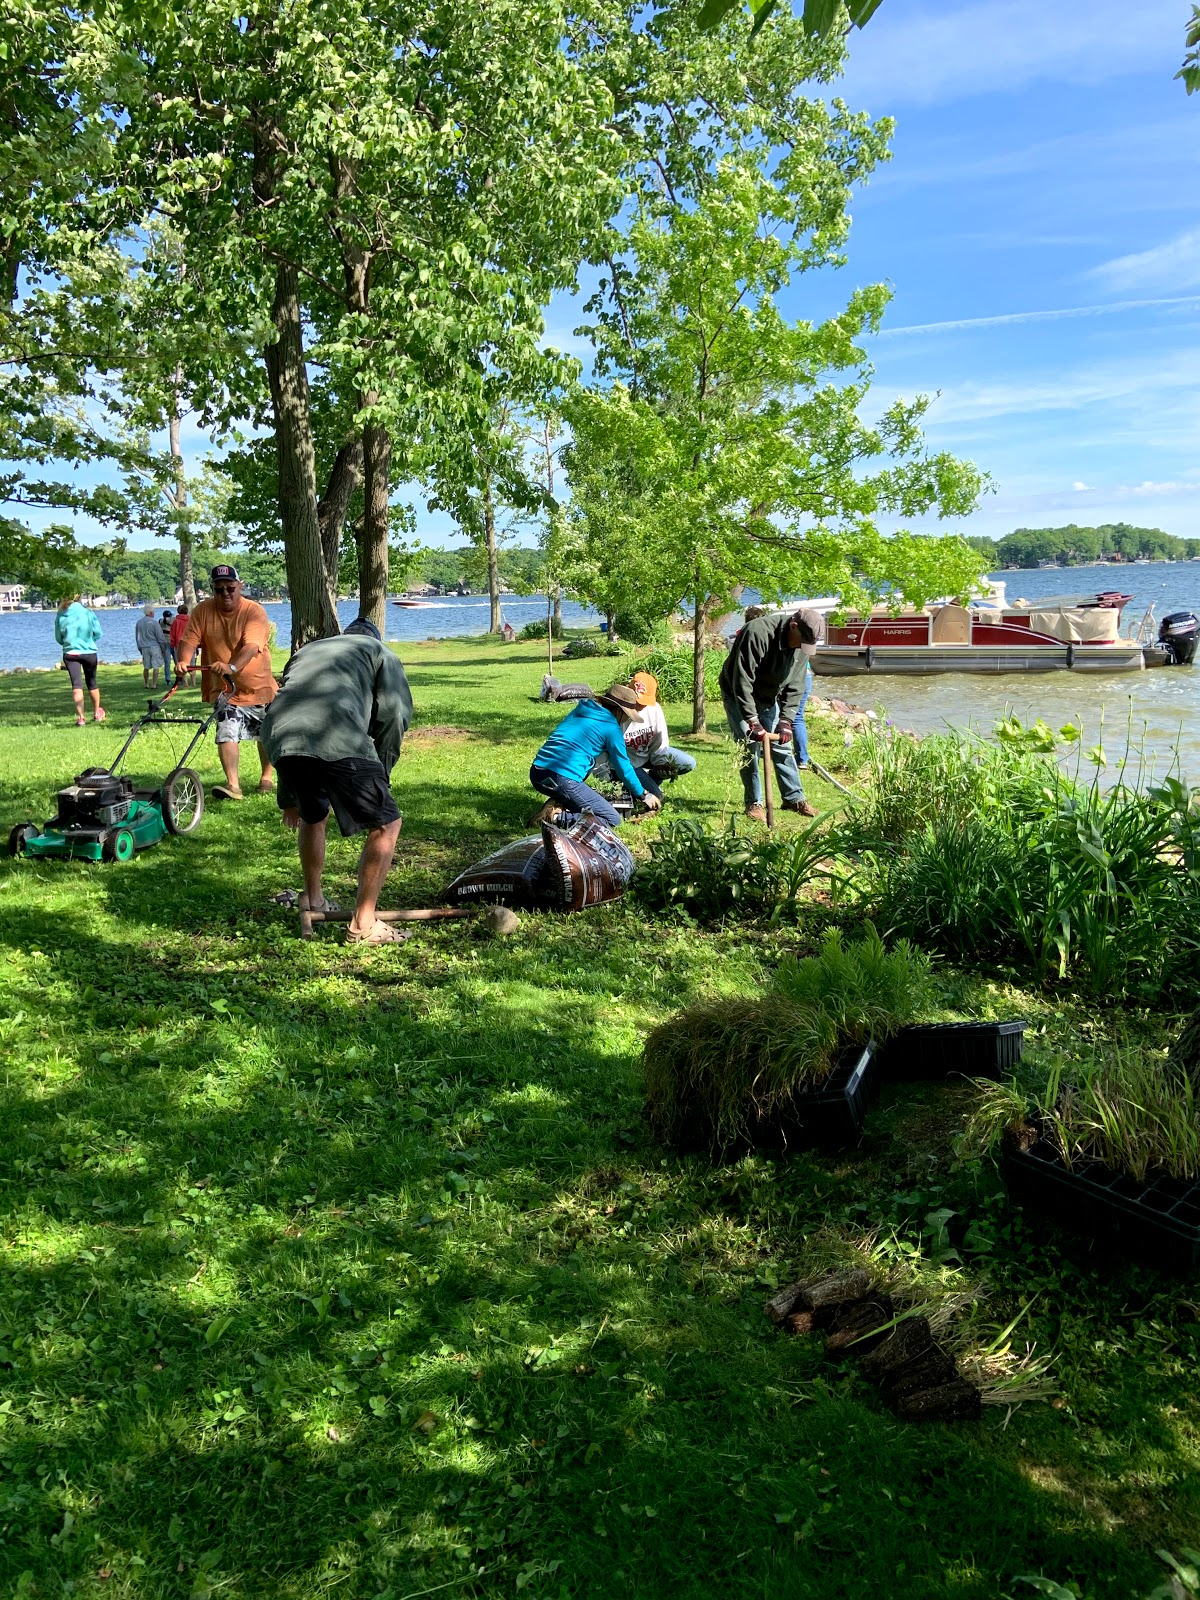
[298, 906, 475, 940]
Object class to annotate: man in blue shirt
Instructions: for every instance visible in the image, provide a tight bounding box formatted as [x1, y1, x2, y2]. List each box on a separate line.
[530, 683, 663, 828]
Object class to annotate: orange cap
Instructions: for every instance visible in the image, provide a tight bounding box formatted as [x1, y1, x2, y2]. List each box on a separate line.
[630, 671, 658, 707]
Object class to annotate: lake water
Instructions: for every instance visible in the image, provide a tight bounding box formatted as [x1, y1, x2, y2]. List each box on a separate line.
[0, 593, 598, 673]
[7, 564, 1200, 771]
[812, 563, 1200, 778]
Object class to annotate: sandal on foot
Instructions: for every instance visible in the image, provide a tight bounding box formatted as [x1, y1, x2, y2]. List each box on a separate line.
[212, 784, 244, 802]
[299, 895, 341, 915]
[346, 919, 409, 945]
[75, 713, 85, 726]
[257, 779, 275, 794]
[93, 707, 106, 722]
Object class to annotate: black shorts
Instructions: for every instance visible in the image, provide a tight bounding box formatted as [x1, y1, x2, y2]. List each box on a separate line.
[63, 653, 98, 692]
[275, 755, 400, 837]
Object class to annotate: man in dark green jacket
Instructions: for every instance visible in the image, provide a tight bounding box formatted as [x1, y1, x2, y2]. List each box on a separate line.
[261, 619, 413, 944]
[718, 607, 824, 821]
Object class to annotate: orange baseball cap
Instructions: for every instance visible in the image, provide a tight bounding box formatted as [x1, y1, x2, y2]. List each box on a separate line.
[630, 671, 658, 707]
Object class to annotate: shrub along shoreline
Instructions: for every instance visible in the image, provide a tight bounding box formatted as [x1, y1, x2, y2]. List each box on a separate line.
[1, 639, 1198, 1600]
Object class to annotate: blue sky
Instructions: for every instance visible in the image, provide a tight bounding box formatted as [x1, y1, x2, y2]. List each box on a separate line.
[23, 0, 1200, 552]
[811, 0, 1200, 541]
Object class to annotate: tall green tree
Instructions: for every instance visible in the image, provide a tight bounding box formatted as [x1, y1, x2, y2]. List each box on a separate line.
[566, 157, 986, 731]
[96, 0, 626, 643]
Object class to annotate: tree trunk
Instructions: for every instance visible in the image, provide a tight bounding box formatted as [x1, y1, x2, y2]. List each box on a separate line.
[359, 417, 391, 634]
[317, 439, 363, 609]
[167, 388, 196, 606]
[552, 586, 562, 629]
[485, 474, 502, 633]
[692, 594, 708, 734]
[263, 260, 338, 647]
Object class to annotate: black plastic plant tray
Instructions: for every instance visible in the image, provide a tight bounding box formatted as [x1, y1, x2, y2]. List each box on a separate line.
[668, 1042, 879, 1158]
[1003, 1140, 1200, 1274]
[880, 1021, 1027, 1082]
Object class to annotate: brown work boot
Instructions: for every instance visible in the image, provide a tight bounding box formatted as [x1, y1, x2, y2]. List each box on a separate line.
[783, 799, 818, 818]
[529, 799, 564, 826]
[744, 804, 767, 823]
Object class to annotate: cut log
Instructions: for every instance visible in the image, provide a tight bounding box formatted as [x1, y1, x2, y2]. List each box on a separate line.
[796, 1270, 874, 1328]
[784, 1311, 815, 1336]
[764, 1281, 810, 1325]
[892, 1379, 982, 1424]
[823, 1293, 896, 1359]
[859, 1314, 936, 1388]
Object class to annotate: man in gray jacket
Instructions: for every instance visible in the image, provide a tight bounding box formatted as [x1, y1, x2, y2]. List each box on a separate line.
[718, 607, 824, 821]
[261, 618, 413, 944]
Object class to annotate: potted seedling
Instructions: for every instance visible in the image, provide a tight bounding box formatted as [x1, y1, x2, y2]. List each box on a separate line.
[642, 928, 933, 1155]
[960, 1049, 1200, 1273]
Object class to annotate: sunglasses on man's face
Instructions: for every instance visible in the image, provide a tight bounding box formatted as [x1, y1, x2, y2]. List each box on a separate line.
[214, 584, 237, 594]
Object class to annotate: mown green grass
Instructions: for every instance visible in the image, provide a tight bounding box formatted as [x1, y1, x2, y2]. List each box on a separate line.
[1, 637, 1198, 1600]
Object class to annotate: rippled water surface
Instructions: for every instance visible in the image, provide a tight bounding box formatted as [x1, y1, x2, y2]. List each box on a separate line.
[812, 564, 1200, 776]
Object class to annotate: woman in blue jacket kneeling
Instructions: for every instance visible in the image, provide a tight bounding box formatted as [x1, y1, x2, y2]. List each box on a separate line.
[530, 683, 662, 828]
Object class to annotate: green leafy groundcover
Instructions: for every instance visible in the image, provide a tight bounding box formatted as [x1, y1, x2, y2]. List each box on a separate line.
[0, 643, 1197, 1600]
[835, 722, 1200, 1001]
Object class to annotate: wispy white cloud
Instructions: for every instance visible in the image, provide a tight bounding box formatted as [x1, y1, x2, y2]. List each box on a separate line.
[1072, 481, 1090, 491]
[879, 295, 1200, 338]
[1088, 228, 1200, 293]
[899, 347, 1200, 439]
[841, 0, 1184, 109]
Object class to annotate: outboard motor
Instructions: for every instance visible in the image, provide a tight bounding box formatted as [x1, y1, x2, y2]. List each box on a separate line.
[1159, 611, 1200, 666]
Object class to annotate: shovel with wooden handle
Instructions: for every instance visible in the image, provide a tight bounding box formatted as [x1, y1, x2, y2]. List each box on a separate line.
[761, 730, 781, 829]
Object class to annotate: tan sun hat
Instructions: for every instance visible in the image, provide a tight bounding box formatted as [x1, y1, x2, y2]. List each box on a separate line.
[597, 683, 644, 722]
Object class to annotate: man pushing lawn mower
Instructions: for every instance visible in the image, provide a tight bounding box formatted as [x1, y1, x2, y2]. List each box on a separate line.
[176, 565, 277, 801]
[719, 606, 825, 822]
[260, 618, 413, 945]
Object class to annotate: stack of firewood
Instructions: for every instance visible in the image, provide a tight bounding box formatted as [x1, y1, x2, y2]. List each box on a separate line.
[765, 1268, 982, 1422]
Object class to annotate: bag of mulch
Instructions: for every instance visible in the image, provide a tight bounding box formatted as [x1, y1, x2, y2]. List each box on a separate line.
[540, 673, 594, 703]
[443, 834, 548, 908]
[443, 816, 634, 912]
[539, 816, 635, 912]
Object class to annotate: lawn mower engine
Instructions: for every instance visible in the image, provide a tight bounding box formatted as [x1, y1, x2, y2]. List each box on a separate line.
[58, 768, 135, 829]
[1159, 611, 1200, 666]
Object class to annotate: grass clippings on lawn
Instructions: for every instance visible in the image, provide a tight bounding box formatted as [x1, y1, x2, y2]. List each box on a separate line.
[0, 638, 1197, 1600]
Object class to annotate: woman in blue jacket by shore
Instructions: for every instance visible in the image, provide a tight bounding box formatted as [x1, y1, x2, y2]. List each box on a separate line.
[529, 683, 663, 829]
[54, 595, 105, 725]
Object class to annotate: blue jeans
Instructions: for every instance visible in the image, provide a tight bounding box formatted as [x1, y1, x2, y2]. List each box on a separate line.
[720, 690, 804, 808]
[530, 765, 624, 829]
[639, 746, 697, 801]
[161, 650, 173, 688]
[792, 669, 811, 766]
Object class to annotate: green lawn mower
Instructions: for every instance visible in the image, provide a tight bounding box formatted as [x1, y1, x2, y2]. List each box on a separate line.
[8, 685, 216, 863]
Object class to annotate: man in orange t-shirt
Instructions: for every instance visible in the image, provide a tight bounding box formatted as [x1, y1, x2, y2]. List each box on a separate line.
[177, 564, 279, 801]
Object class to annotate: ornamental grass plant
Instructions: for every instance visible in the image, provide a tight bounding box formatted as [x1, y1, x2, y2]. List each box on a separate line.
[960, 1050, 1200, 1183]
[643, 929, 933, 1148]
[837, 720, 1200, 1000]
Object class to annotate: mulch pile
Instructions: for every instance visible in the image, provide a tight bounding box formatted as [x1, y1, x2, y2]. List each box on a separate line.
[765, 1269, 982, 1423]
